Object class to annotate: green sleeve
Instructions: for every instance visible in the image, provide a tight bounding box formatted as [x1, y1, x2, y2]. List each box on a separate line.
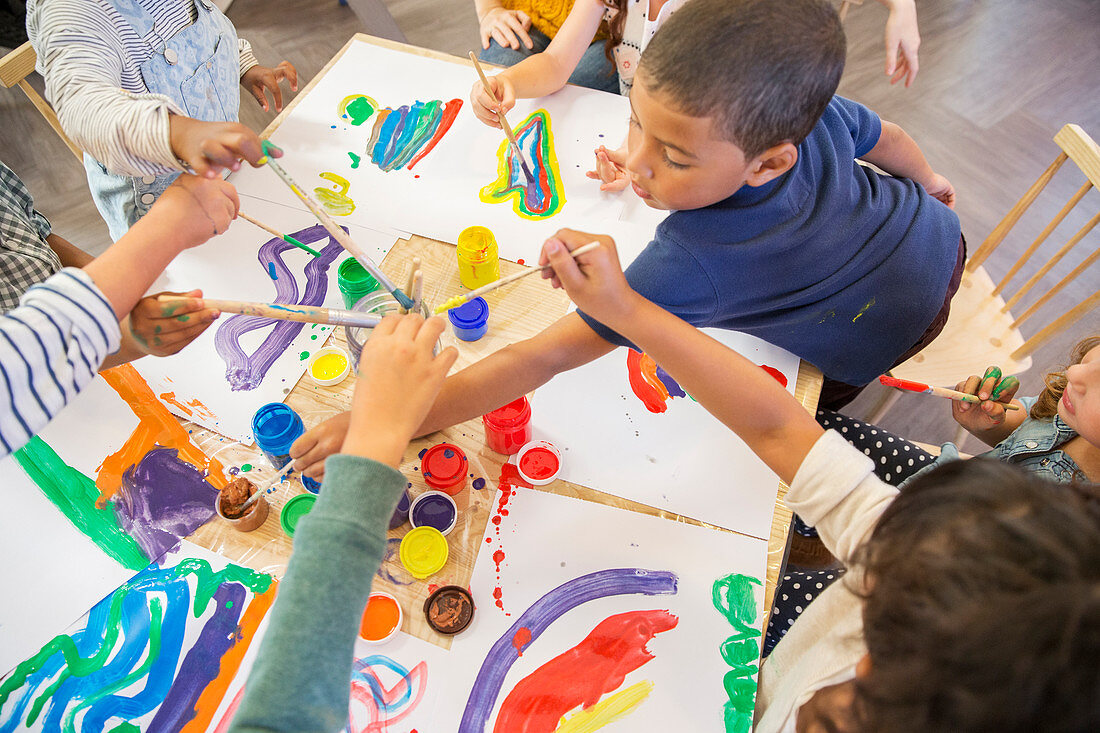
[228, 453, 405, 733]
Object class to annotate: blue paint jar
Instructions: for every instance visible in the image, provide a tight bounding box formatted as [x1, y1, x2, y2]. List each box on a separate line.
[251, 402, 322, 493]
[447, 297, 489, 342]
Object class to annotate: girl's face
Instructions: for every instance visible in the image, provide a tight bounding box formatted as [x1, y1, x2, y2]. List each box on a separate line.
[1060, 344, 1100, 446]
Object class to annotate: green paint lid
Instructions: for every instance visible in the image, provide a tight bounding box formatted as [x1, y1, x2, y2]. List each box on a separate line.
[338, 258, 381, 309]
[281, 493, 317, 537]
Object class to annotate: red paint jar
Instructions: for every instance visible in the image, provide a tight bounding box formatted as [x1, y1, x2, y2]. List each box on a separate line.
[482, 397, 533, 455]
[421, 443, 469, 495]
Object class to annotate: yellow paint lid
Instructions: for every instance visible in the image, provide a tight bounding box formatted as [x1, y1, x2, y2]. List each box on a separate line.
[399, 526, 449, 579]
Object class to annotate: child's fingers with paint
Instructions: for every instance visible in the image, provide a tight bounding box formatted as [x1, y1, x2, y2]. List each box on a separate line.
[952, 367, 1021, 427]
[169, 116, 271, 178]
[127, 290, 220, 356]
[469, 75, 514, 128]
[241, 61, 299, 113]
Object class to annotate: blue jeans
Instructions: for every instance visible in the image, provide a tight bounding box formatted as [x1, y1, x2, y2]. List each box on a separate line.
[479, 28, 620, 94]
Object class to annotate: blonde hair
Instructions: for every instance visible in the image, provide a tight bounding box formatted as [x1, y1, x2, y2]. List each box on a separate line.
[1030, 335, 1100, 420]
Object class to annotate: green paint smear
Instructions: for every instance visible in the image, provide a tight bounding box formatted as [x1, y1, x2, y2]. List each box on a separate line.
[348, 151, 361, 169]
[109, 724, 141, 733]
[345, 95, 376, 125]
[310, 334, 317, 340]
[712, 573, 761, 733]
[991, 374, 1018, 399]
[0, 557, 271, 716]
[299, 351, 310, 360]
[241, 463, 252, 472]
[175, 314, 190, 322]
[13, 436, 148, 571]
[154, 325, 162, 334]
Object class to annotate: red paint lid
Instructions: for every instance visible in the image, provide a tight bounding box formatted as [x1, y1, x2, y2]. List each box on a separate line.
[483, 396, 531, 429]
[516, 440, 562, 486]
[421, 443, 468, 485]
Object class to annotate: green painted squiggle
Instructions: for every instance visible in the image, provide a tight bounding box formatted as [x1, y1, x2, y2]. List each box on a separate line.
[13, 436, 148, 570]
[712, 573, 762, 733]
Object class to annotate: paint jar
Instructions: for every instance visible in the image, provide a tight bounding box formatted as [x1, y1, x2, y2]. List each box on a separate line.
[399, 526, 449, 579]
[420, 443, 469, 495]
[337, 257, 381, 309]
[214, 479, 269, 532]
[456, 226, 500, 289]
[280, 493, 317, 537]
[308, 346, 351, 387]
[482, 396, 532, 455]
[447, 296, 489, 341]
[424, 585, 475, 635]
[389, 490, 411, 530]
[359, 591, 403, 644]
[251, 403, 321, 493]
[409, 490, 458, 536]
[516, 440, 562, 486]
[345, 292, 434, 373]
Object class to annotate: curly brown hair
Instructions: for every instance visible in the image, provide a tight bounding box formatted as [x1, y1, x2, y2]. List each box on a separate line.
[601, 0, 627, 62]
[1030, 335, 1100, 420]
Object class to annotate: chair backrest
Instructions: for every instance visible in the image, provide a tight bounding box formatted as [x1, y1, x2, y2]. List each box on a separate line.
[966, 124, 1100, 361]
[0, 42, 82, 160]
[837, 0, 864, 22]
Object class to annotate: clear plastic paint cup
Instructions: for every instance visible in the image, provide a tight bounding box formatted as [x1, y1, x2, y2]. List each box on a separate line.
[482, 396, 532, 455]
[251, 403, 321, 493]
[345, 292, 433, 373]
[456, 226, 500, 289]
[337, 257, 381, 310]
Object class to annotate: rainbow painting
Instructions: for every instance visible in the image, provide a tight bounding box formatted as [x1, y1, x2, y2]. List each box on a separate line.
[343, 95, 464, 173]
[480, 109, 565, 220]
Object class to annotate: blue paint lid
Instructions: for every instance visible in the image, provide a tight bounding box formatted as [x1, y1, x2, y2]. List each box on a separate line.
[447, 297, 489, 328]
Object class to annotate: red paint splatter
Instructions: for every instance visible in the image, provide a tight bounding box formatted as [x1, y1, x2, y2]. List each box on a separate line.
[512, 626, 532, 656]
[517, 258, 526, 265]
[759, 364, 788, 387]
[414, 174, 420, 178]
[490, 462, 533, 616]
[428, 584, 440, 594]
[493, 549, 506, 572]
[486, 536, 493, 543]
[494, 610, 679, 732]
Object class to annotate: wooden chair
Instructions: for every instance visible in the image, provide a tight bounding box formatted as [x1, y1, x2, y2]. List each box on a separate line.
[867, 123, 1100, 425]
[0, 42, 82, 160]
[838, 0, 864, 22]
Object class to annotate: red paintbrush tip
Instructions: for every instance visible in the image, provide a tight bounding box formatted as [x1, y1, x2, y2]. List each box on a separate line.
[878, 375, 930, 392]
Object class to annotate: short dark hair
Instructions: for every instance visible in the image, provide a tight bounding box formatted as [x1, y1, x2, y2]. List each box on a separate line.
[637, 0, 846, 157]
[854, 459, 1100, 731]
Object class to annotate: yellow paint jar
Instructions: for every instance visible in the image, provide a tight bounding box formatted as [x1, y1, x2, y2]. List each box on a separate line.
[456, 226, 500, 290]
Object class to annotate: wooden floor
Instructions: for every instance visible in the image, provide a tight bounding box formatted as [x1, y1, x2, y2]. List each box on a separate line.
[1, 0, 1097, 448]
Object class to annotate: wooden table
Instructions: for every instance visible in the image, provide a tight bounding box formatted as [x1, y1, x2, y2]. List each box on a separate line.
[186, 34, 823, 650]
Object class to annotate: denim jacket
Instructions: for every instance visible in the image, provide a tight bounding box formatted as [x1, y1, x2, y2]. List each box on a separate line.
[905, 397, 1088, 486]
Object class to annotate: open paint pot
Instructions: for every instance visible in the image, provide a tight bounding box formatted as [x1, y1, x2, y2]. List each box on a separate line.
[399, 526, 449, 579]
[280, 493, 317, 537]
[420, 443, 468, 495]
[409, 490, 458, 536]
[359, 591, 403, 644]
[424, 585, 474, 635]
[308, 346, 351, 387]
[214, 477, 269, 532]
[516, 440, 563, 486]
[482, 396, 533, 455]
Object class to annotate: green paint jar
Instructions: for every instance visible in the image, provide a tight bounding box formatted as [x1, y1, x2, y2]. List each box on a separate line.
[337, 257, 381, 309]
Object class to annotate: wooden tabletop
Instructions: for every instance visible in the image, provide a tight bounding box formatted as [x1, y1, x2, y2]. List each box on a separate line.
[185, 34, 823, 649]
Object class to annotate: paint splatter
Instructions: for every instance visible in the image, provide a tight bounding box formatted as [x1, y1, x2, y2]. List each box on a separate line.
[460, 568, 677, 731]
[852, 297, 875, 322]
[489, 463, 533, 614]
[712, 573, 762, 733]
[266, 262, 279, 280]
[0, 554, 275, 731]
[473, 477, 486, 491]
[214, 225, 343, 391]
[158, 391, 218, 423]
[339, 94, 379, 125]
[348, 152, 361, 169]
[494, 610, 677, 732]
[480, 109, 565, 219]
[313, 172, 356, 216]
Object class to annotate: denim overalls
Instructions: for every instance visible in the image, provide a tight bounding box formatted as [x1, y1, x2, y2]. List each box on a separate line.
[84, 0, 240, 241]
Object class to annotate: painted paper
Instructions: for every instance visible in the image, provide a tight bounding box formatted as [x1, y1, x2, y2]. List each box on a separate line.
[529, 329, 800, 538]
[479, 109, 565, 219]
[446, 488, 768, 732]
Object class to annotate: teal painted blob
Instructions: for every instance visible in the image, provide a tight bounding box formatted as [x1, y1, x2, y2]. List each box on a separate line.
[267, 262, 278, 280]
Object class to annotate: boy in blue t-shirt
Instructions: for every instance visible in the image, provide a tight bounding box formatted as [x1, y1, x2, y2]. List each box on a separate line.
[289, 0, 963, 476]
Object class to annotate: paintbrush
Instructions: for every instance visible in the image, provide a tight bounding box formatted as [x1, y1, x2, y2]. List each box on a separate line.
[401, 257, 421, 314]
[157, 295, 382, 329]
[434, 241, 600, 314]
[259, 140, 414, 309]
[236, 462, 295, 514]
[411, 269, 424, 315]
[469, 52, 537, 185]
[237, 212, 323, 257]
[878, 375, 1021, 410]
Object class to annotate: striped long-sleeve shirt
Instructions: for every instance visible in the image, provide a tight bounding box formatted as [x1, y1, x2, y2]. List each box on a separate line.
[0, 268, 120, 457]
[26, 0, 259, 178]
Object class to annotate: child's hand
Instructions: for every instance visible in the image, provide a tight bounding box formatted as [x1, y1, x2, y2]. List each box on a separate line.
[540, 230, 639, 326]
[241, 61, 299, 113]
[479, 8, 534, 50]
[883, 0, 920, 87]
[924, 173, 956, 209]
[125, 290, 220, 356]
[145, 174, 239, 247]
[290, 411, 350, 481]
[586, 145, 629, 192]
[470, 74, 515, 128]
[341, 314, 459, 468]
[169, 115, 278, 178]
[952, 366, 1021, 431]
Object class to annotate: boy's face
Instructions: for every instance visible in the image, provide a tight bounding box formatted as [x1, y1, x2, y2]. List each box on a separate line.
[1060, 344, 1100, 447]
[624, 76, 757, 211]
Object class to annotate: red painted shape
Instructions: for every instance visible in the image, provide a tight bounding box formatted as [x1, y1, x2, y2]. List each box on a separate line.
[758, 364, 788, 388]
[407, 98, 463, 169]
[494, 610, 679, 732]
[517, 258, 526, 265]
[518, 446, 559, 480]
[512, 626, 532, 656]
[626, 349, 668, 414]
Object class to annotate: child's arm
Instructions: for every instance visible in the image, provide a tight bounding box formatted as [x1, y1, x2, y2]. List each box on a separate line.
[470, 0, 607, 127]
[476, 0, 534, 51]
[240, 61, 299, 113]
[859, 120, 956, 208]
[228, 315, 457, 733]
[542, 234, 823, 485]
[950, 368, 1027, 446]
[291, 311, 616, 479]
[876, 0, 920, 87]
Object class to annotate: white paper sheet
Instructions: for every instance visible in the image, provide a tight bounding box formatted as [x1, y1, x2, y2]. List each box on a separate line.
[134, 194, 399, 442]
[529, 330, 800, 538]
[444, 488, 769, 732]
